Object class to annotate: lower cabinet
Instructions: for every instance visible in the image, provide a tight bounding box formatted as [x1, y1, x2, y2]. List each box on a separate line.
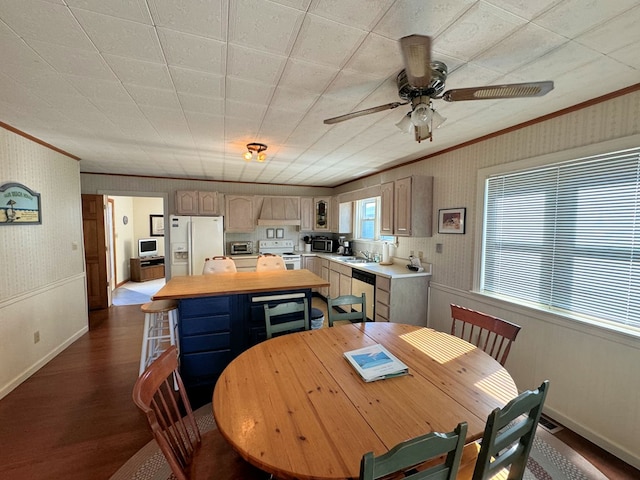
[375, 274, 429, 325]
[178, 295, 242, 407]
[177, 289, 312, 407]
[329, 260, 351, 299]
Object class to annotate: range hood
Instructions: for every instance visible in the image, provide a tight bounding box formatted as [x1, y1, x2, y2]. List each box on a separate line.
[257, 196, 301, 226]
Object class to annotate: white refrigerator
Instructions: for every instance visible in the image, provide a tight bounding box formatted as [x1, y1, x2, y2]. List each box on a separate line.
[169, 215, 224, 276]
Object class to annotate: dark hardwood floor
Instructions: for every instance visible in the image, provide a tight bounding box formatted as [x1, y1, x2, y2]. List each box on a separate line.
[0, 303, 638, 479]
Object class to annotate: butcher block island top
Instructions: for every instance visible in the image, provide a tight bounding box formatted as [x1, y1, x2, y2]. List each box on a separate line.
[153, 269, 329, 300]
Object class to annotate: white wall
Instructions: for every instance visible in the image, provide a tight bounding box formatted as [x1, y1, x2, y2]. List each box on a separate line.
[0, 128, 88, 400]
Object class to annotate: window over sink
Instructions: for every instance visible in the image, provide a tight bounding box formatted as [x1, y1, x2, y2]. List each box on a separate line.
[355, 197, 395, 243]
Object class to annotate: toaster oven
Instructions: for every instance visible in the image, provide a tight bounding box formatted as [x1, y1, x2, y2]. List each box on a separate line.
[230, 241, 253, 255]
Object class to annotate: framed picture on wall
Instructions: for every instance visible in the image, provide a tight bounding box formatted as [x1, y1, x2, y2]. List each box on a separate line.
[150, 214, 164, 236]
[438, 208, 466, 234]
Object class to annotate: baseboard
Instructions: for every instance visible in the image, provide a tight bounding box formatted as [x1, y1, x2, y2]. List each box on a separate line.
[544, 405, 640, 470]
[0, 326, 88, 401]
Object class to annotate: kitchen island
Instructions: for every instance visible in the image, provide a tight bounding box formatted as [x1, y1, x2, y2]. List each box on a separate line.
[153, 269, 329, 407]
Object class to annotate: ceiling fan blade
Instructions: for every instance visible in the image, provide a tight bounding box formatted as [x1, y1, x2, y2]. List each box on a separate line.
[323, 102, 408, 125]
[442, 81, 554, 102]
[400, 35, 431, 88]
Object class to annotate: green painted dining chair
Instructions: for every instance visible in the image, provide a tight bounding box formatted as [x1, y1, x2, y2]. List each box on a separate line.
[327, 293, 367, 326]
[263, 299, 309, 339]
[359, 422, 468, 480]
[463, 380, 550, 480]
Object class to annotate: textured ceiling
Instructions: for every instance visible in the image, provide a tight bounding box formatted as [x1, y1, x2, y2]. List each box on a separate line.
[1, 0, 639, 187]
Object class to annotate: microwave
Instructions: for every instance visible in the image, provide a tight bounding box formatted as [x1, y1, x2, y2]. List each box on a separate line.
[311, 238, 333, 253]
[230, 241, 253, 255]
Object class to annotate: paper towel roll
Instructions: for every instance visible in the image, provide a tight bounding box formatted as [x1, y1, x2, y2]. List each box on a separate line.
[382, 242, 390, 264]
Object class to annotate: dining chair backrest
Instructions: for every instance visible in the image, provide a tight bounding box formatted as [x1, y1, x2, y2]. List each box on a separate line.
[256, 253, 286, 271]
[327, 293, 367, 326]
[359, 422, 468, 480]
[450, 304, 521, 366]
[202, 256, 237, 274]
[470, 380, 549, 480]
[132, 346, 266, 480]
[263, 299, 309, 339]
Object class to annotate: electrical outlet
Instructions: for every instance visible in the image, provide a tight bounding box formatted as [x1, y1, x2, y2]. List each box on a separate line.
[436, 243, 443, 253]
[34, 331, 40, 344]
[418, 251, 423, 259]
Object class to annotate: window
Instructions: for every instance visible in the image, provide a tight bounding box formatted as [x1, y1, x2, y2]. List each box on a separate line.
[481, 147, 640, 332]
[355, 197, 395, 242]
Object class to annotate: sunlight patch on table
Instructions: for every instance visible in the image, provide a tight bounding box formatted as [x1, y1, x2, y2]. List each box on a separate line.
[399, 329, 475, 364]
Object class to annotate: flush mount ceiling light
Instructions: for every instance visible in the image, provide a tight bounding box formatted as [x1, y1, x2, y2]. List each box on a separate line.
[243, 142, 268, 162]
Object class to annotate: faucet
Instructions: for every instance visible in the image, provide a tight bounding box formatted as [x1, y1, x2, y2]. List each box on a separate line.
[358, 250, 372, 261]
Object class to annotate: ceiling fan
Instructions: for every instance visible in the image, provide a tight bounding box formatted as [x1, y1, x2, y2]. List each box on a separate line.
[323, 35, 554, 142]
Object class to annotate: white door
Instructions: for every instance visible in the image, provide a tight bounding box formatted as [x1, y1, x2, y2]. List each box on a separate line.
[190, 216, 224, 274]
[169, 215, 190, 277]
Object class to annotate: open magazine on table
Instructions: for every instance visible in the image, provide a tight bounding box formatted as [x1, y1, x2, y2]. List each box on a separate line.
[344, 343, 409, 382]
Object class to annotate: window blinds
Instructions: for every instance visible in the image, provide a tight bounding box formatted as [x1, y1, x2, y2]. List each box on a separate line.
[482, 147, 640, 330]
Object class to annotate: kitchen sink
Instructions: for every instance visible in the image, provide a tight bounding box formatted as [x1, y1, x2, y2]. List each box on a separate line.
[342, 258, 371, 264]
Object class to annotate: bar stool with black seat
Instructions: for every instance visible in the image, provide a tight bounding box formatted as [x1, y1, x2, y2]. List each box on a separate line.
[139, 299, 179, 376]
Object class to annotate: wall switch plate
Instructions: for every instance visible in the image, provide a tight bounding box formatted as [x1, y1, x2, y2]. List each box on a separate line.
[436, 243, 443, 253]
[34, 331, 40, 343]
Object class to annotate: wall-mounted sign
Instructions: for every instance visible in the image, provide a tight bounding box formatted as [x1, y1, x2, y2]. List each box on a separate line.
[0, 182, 42, 225]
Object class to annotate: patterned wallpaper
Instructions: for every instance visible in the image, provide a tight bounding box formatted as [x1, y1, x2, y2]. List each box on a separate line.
[0, 129, 84, 301]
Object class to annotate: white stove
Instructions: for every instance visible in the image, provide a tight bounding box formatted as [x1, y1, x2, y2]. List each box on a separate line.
[258, 240, 301, 270]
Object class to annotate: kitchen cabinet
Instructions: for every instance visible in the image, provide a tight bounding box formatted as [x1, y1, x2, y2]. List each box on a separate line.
[178, 295, 242, 405]
[380, 175, 433, 237]
[320, 259, 330, 298]
[303, 256, 323, 293]
[331, 197, 353, 233]
[225, 195, 256, 232]
[175, 190, 222, 215]
[314, 197, 330, 231]
[329, 260, 351, 299]
[300, 197, 314, 231]
[374, 274, 429, 325]
[231, 255, 258, 272]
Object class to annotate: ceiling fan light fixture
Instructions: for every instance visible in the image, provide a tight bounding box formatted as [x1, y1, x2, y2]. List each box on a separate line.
[410, 102, 432, 127]
[244, 142, 268, 162]
[432, 110, 446, 129]
[395, 113, 413, 134]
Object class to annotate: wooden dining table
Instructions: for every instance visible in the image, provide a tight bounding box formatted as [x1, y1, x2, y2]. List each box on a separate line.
[212, 322, 518, 480]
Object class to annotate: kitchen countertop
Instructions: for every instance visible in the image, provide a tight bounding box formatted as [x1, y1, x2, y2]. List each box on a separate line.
[153, 269, 329, 300]
[301, 252, 432, 279]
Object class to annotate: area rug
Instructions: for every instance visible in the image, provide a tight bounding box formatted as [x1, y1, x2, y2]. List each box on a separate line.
[112, 279, 165, 306]
[110, 405, 608, 480]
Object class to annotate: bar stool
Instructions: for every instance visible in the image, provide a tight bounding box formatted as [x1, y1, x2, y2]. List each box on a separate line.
[139, 299, 179, 376]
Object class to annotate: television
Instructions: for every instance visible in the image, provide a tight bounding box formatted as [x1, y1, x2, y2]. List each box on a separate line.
[138, 238, 158, 258]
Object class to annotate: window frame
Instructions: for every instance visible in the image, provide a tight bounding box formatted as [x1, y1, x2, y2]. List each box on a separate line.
[354, 196, 396, 243]
[473, 134, 640, 339]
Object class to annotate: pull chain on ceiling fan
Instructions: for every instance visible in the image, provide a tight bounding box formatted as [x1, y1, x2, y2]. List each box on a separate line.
[323, 34, 554, 143]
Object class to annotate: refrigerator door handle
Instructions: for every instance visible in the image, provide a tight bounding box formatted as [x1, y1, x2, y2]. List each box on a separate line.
[187, 220, 193, 276]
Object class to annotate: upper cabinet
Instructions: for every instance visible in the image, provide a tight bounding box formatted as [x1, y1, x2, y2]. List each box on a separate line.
[381, 176, 433, 237]
[314, 197, 330, 232]
[300, 197, 314, 231]
[175, 191, 222, 216]
[331, 197, 352, 234]
[225, 195, 256, 232]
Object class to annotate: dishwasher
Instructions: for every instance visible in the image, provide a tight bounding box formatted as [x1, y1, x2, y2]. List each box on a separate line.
[351, 269, 375, 321]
